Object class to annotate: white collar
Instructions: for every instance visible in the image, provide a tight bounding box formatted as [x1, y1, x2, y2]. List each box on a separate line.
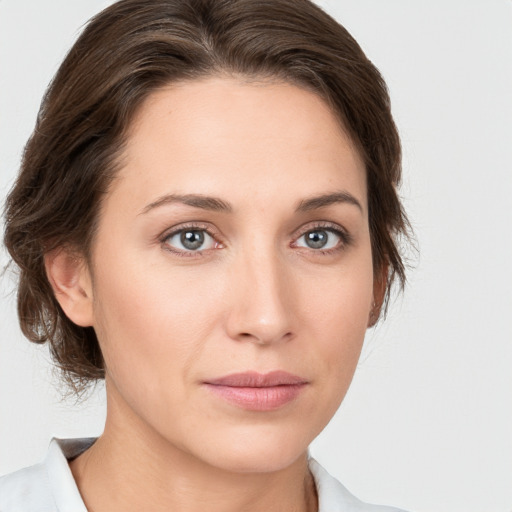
[0, 438, 406, 512]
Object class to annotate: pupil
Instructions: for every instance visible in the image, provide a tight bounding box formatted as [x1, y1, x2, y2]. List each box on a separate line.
[181, 230, 204, 250]
[306, 230, 328, 249]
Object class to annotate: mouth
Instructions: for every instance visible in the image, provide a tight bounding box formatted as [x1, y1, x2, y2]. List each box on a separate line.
[202, 371, 309, 411]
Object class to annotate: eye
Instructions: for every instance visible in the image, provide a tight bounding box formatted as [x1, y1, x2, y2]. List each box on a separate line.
[164, 229, 218, 252]
[295, 228, 343, 250]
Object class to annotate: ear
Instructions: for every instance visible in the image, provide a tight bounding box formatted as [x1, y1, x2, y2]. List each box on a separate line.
[45, 248, 94, 327]
[368, 262, 389, 328]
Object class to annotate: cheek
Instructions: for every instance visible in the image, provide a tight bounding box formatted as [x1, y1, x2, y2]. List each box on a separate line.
[298, 252, 374, 398]
[301, 253, 374, 341]
[90, 254, 225, 404]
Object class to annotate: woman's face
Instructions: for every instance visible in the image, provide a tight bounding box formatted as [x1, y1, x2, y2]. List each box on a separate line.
[85, 77, 375, 472]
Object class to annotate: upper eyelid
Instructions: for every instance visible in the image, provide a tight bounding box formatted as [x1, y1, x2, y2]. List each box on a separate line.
[292, 220, 349, 237]
[160, 222, 220, 240]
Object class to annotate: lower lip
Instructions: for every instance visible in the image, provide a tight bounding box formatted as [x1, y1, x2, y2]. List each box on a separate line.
[203, 384, 306, 411]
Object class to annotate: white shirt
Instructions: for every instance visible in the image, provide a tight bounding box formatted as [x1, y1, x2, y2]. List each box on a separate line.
[0, 438, 406, 511]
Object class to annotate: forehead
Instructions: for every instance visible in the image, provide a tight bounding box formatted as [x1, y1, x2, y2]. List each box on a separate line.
[111, 76, 367, 213]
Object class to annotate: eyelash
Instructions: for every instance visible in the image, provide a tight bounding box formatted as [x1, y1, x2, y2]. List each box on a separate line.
[160, 222, 221, 258]
[159, 221, 352, 258]
[292, 222, 353, 255]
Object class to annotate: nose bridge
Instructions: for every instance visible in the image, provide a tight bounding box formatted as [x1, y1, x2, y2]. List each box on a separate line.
[226, 239, 294, 345]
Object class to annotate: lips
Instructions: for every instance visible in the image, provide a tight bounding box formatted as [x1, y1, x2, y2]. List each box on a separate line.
[203, 371, 308, 411]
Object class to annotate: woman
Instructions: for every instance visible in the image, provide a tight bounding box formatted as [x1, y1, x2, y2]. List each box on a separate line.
[0, 0, 410, 510]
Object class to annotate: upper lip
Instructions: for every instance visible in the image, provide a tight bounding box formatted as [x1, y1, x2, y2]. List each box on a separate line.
[204, 371, 308, 388]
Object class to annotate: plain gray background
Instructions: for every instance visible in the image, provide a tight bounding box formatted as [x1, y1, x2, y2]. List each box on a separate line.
[1, 1, 511, 511]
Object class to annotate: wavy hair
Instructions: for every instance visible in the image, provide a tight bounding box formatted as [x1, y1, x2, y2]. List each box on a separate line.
[3, 0, 410, 392]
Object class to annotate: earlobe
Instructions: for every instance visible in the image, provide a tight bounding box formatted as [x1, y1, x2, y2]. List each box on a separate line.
[44, 248, 94, 327]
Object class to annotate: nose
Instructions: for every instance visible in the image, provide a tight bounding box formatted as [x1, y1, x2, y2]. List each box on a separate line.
[225, 246, 295, 346]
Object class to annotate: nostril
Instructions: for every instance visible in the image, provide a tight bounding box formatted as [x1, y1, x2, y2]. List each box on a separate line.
[235, 330, 294, 345]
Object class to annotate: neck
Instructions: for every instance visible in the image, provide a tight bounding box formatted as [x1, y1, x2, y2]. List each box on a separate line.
[70, 383, 318, 512]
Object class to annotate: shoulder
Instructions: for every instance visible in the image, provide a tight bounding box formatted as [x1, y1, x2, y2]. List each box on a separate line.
[309, 458, 408, 512]
[0, 438, 93, 512]
[0, 462, 57, 512]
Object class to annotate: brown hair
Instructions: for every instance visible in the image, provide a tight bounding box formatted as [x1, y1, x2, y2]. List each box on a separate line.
[3, 0, 410, 392]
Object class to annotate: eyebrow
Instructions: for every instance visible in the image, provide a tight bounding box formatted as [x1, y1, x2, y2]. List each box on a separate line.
[139, 190, 363, 215]
[296, 191, 363, 213]
[140, 193, 232, 215]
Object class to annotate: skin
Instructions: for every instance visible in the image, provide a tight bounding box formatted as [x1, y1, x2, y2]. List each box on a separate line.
[47, 76, 381, 512]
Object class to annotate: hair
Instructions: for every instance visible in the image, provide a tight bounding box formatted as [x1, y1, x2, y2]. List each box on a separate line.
[3, 0, 410, 392]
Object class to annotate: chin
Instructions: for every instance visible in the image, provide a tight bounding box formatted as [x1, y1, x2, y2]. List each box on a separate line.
[186, 422, 316, 474]
[205, 446, 308, 475]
